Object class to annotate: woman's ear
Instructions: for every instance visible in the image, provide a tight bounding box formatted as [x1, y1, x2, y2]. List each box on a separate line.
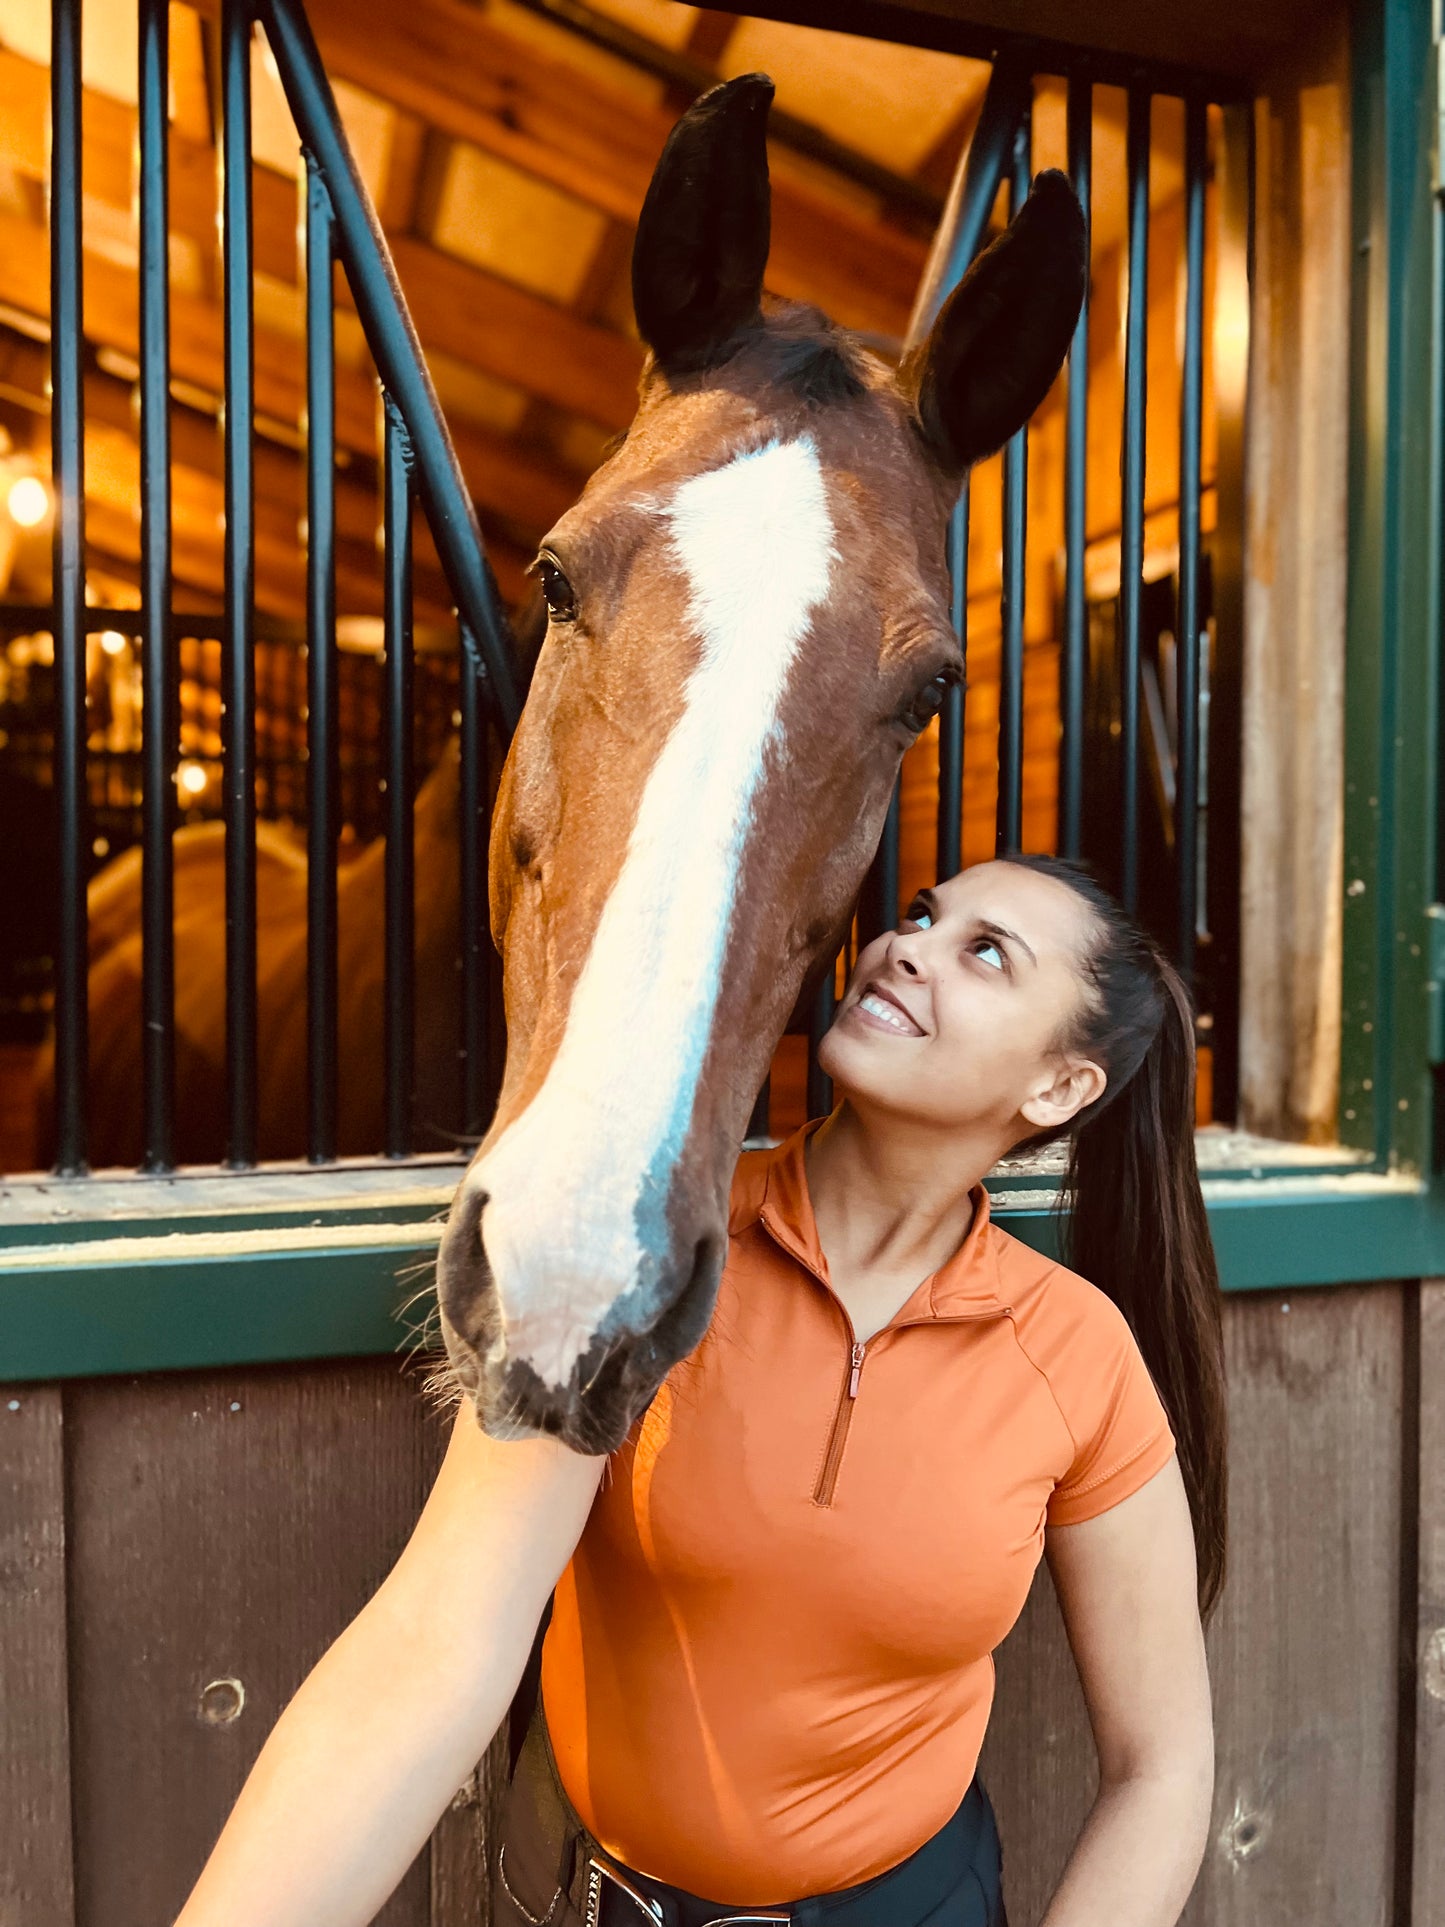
[1019, 1054, 1107, 1134]
[897, 168, 1086, 476]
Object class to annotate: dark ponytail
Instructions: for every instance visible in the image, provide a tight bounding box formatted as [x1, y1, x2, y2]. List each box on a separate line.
[1001, 854, 1229, 1622]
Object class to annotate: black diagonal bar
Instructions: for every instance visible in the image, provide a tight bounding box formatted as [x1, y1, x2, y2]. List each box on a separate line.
[459, 629, 494, 1138]
[1175, 94, 1207, 982]
[305, 153, 339, 1161]
[1119, 85, 1151, 914]
[139, 0, 175, 1172]
[258, 0, 521, 734]
[384, 395, 417, 1159]
[904, 54, 1036, 344]
[997, 108, 1032, 857]
[1060, 69, 1093, 860]
[49, 0, 88, 1175]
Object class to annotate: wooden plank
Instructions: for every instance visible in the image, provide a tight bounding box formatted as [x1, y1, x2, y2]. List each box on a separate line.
[748, 0, 1318, 87]
[1187, 1284, 1402, 1923]
[1237, 25, 1351, 1144]
[1412, 1277, 1445, 1925]
[430, 1728, 510, 1927]
[0, 1384, 75, 1925]
[980, 1284, 1404, 1926]
[978, 1556, 1096, 1919]
[63, 1357, 452, 1926]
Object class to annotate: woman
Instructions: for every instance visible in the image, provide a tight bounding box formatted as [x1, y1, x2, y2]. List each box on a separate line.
[175, 855, 1225, 1927]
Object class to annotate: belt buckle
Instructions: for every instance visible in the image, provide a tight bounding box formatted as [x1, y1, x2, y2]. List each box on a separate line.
[584, 1853, 666, 1927]
[583, 1852, 791, 1927]
[704, 1914, 792, 1924]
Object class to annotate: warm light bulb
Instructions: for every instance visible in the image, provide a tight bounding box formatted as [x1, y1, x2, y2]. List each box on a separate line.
[7, 474, 49, 528]
[100, 630, 128, 656]
[177, 760, 209, 796]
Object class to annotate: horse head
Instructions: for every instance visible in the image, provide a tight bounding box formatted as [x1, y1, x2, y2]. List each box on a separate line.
[436, 74, 1085, 1452]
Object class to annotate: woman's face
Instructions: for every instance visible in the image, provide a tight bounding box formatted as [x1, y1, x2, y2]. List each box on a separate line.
[818, 860, 1107, 1144]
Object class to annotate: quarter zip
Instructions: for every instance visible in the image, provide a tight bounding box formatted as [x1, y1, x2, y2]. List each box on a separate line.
[810, 1306, 1014, 1510]
[813, 1339, 866, 1507]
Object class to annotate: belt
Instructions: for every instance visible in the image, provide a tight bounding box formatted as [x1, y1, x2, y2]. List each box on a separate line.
[495, 1689, 1004, 1927]
[580, 1852, 791, 1927]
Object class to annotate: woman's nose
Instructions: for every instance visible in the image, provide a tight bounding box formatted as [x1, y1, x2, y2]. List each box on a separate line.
[884, 930, 927, 978]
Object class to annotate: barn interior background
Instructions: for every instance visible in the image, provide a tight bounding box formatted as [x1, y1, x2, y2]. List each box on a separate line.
[0, 0, 1442, 1923]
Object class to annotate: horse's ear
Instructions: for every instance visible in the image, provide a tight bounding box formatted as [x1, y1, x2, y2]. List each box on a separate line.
[632, 73, 774, 374]
[899, 169, 1086, 475]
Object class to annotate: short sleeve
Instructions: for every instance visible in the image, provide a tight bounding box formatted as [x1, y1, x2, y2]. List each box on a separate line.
[1045, 1296, 1177, 1527]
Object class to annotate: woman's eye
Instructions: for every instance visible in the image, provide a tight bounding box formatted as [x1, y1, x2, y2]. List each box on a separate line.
[902, 901, 933, 930]
[972, 939, 1006, 971]
[896, 672, 956, 736]
[536, 553, 578, 623]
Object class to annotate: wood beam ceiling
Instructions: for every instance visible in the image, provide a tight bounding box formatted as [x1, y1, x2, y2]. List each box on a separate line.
[0, 196, 571, 564]
[0, 44, 641, 434]
[288, 0, 928, 338]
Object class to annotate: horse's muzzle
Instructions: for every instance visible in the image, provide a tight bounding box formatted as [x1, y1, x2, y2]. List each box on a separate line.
[435, 1185, 724, 1456]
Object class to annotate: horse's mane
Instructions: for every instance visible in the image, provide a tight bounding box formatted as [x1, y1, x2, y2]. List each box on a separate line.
[754, 304, 871, 407]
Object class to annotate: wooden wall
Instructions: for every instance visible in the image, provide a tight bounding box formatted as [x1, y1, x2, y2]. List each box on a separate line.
[2, 1280, 1440, 1926]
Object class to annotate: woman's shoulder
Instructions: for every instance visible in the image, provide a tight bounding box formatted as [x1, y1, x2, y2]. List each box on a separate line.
[986, 1216, 1139, 1356]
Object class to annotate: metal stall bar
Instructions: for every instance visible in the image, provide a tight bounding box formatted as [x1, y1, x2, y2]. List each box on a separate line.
[259, 0, 521, 733]
[936, 485, 969, 881]
[1059, 70, 1093, 860]
[305, 154, 339, 1161]
[138, 0, 176, 1172]
[807, 970, 837, 1120]
[796, 55, 1029, 1123]
[383, 397, 417, 1158]
[221, 0, 258, 1167]
[912, 57, 1031, 883]
[996, 107, 1033, 856]
[1175, 93, 1207, 983]
[1118, 85, 1151, 914]
[459, 631, 497, 1139]
[857, 788, 901, 949]
[1205, 101, 1251, 1124]
[48, 0, 87, 1175]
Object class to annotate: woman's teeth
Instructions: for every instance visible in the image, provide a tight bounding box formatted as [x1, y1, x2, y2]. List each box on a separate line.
[859, 991, 920, 1035]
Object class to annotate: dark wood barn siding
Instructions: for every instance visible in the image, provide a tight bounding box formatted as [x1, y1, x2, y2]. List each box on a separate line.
[2, 1282, 1438, 1924]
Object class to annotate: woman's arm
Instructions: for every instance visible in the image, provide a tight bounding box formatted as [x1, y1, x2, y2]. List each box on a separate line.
[1035, 1454, 1214, 1927]
[173, 1403, 605, 1927]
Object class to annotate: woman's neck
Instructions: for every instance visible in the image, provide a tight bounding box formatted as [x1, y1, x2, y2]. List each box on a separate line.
[804, 1100, 1000, 1286]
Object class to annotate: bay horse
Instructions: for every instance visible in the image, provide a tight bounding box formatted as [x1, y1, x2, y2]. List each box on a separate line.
[435, 75, 1085, 1454]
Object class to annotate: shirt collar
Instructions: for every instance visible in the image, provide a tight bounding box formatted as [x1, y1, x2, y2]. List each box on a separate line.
[748, 1117, 1008, 1320]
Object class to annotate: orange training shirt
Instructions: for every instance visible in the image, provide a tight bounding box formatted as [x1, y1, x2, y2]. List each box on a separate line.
[539, 1119, 1178, 1905]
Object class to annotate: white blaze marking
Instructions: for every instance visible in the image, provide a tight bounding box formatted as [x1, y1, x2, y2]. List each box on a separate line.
[471, 436, 835, 1387]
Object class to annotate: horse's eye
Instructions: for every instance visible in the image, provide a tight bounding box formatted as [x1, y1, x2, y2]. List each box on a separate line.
[536, 552, 578, 624]
[897, 671, 956, 736]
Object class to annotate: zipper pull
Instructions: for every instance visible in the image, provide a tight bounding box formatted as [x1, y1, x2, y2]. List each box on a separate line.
[848, 1341, 865, 1397]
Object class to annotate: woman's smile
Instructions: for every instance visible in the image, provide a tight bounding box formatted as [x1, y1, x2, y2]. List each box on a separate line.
[845, 981, 928, 1037]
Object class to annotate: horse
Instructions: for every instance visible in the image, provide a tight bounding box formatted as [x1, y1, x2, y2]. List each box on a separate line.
[35, 740, 473, 1168]
[433, 74, 1085, 1455]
